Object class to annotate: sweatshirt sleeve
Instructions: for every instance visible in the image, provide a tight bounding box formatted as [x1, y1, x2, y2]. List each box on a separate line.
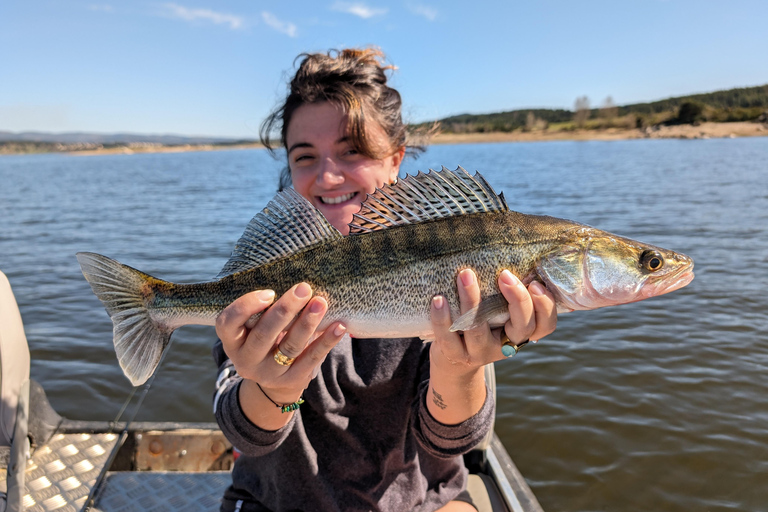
[212, 340, 295, 457]
[411, 351, 495, 458]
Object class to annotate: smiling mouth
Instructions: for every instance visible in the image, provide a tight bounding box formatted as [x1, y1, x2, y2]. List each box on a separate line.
[319, 192, 356, 205]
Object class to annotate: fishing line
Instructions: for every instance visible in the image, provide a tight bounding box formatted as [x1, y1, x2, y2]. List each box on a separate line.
[83, 342, 173, 511]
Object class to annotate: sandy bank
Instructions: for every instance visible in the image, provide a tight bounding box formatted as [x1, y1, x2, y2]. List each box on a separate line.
[69, 142, 264, 156]
[30, 121, 764, 157]
[432, 121, 767, 145]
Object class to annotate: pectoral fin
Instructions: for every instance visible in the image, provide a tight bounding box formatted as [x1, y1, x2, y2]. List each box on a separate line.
[450, 294, 510, 332]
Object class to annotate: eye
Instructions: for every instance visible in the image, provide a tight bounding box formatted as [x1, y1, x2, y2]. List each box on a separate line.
[293, 154, 314, 164]
[640, 250, 664, 272]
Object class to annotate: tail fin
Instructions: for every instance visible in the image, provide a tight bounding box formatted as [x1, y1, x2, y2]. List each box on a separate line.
[76, 252, 172, 386]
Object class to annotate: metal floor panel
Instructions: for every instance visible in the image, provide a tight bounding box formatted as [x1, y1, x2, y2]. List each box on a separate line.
[92, 471, 231, 512]
[21, 433, 119, 512]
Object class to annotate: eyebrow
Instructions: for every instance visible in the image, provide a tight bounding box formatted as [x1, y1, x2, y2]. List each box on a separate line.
[287, 136, 350, 156]
[287, 142, 312, 155]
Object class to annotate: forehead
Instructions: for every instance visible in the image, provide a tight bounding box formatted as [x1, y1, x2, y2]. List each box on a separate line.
[286, 102, 347, 144]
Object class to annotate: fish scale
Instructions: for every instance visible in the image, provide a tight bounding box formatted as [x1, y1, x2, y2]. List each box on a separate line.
[77, 167, 693, 386]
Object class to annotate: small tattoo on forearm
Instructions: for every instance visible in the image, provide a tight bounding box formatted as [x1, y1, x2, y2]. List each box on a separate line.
[432, 388, 447, 410]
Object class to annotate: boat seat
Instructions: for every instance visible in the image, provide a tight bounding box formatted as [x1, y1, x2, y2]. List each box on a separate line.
[1, 271, 111, 512]
[0, 270, 32, 512]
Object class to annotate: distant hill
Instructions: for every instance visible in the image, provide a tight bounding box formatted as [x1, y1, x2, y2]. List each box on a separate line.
[0, 131, 255, 145]
[426, 84, 768, 133]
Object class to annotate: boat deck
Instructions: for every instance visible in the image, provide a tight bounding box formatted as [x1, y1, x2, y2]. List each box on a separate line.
[7, 422, 542, 512]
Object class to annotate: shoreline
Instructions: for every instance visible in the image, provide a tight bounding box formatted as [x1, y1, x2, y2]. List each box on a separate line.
[431, 121, 767, 145]
[2, 122, 766, 157]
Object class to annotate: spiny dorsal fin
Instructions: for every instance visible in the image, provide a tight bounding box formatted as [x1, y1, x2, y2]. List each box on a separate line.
[349, 166, 508, 234]
[218, 188, 343, 277]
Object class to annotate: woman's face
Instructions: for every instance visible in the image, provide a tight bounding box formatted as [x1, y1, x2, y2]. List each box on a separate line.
[286, 102, 404, 235]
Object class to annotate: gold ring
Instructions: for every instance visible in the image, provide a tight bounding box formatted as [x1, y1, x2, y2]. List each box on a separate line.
[273, 347, 296, 366]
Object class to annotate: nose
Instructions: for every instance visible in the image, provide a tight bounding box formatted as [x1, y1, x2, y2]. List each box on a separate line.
[316, 157, 344, 186]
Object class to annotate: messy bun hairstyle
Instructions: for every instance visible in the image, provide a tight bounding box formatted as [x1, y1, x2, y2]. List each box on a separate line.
[261, 48, 425, 190]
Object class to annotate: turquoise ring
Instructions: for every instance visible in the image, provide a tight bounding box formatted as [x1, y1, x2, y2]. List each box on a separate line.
[500, 332, 529, 358]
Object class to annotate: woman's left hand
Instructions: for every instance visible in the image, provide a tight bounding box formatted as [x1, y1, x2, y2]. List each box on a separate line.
[430, 268, 557, 374]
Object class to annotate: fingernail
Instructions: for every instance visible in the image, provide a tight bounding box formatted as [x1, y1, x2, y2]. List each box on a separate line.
[309, 299, 324, 314]
[500, 269, 520, 287]
[529, 281, 546, 296]
[432, 295, 445, 310]
[259, 290, 276, 302]
[295, 282, 311, 299]
[532, 339, 539, 344]
[459, 269, 475, 287]
[333, 323, 346, 337]
[501, 344, 517, 358]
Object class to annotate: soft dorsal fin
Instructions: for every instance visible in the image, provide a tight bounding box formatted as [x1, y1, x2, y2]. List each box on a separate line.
[349, 166, 508, 234]
[218, 188, 343, 277]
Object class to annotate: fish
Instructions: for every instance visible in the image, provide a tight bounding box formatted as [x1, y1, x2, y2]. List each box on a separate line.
[77, 167, 694, 386]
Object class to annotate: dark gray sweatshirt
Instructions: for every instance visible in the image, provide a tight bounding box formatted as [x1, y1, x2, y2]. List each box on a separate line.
[213, 336, 494, 512]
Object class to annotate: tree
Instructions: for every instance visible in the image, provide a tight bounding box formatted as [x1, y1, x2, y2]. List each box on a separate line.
[600, 96, 619, 119]
[676, 101, 704, 125]
[574, 96, 591, 128]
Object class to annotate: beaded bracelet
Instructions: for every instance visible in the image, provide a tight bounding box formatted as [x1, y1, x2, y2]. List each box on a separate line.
[256, 383, 305, 413]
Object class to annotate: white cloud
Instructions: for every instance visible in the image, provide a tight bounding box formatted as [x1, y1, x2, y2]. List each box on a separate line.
[161, 3, 244, 30]
[331, 2, 388, 19]
[406, 3, 437, 21]
[88, 4, 114, 12]
[261, 11, 298, 37]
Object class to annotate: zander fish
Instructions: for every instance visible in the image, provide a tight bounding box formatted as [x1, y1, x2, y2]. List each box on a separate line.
[77, 167, 694, 386]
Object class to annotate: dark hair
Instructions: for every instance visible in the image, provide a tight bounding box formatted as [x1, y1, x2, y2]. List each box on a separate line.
[260, 48, 428, 190]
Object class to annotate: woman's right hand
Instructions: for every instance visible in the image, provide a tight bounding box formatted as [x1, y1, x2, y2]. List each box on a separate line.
[215, 282, 346, 429]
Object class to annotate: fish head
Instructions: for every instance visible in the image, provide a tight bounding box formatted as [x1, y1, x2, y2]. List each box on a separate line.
[536, 228, 694, 312]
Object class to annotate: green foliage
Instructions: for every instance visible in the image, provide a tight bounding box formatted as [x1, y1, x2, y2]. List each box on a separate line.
[424, 84, 768, 134]
[419, 109, 573, 134]
[0, 141, 61, 154]
[667, 101, 705, 125]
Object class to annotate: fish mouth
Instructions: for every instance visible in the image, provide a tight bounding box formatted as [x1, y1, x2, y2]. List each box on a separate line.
[643, 264, 695, 299]
[318, 192, 358, 205]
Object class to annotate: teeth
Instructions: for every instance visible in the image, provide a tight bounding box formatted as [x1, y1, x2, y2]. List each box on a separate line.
[321, 193, 355, 205]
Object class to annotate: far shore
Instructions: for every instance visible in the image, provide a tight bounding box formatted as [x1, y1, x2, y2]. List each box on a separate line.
[431, 121, 767, 144]
[2, 122, 765, 157]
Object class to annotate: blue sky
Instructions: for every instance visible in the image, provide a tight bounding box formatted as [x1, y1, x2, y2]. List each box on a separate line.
[1, 1, 766, 138]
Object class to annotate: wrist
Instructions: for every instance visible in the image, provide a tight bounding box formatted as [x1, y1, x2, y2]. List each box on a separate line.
[429, 342, 484, 382]
[244, 379, 304, 406]
[256, 382, 305, 413]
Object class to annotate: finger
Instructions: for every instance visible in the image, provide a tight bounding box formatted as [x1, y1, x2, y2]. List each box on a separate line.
[528, 281, 557, 341]
[457, 268, 492, 345]
[430, 294, 467, 364]
[290, 322, 347, 378]
[499, 270, 535, 344]
[431, 295, 456, 339]
[250, 282, 313, 353]
[216, 289, 276, 353]
[278, 296, 328, 358]
[457, 268, 481, 314]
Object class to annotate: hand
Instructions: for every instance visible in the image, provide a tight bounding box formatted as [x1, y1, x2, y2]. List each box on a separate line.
[215, 283, 346, 407]
[430, 269, 557, 373]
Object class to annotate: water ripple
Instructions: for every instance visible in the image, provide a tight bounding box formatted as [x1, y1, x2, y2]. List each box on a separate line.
[2, 139, 768, 510]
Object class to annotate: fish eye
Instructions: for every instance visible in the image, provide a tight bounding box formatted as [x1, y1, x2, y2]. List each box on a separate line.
[640, 250, 664, 272]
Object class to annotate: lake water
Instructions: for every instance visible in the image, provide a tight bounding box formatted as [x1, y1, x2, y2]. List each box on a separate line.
[1, 138, 767, 511]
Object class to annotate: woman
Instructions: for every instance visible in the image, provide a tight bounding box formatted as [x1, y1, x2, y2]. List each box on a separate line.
[212, 48, 557, 512]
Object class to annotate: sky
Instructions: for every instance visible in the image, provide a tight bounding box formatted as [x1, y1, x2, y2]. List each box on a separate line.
[1, 1, 766, 138]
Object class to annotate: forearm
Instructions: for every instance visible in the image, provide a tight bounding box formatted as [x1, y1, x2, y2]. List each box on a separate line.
[427, 360, 487, 425]
[214, 373, 296, 457]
